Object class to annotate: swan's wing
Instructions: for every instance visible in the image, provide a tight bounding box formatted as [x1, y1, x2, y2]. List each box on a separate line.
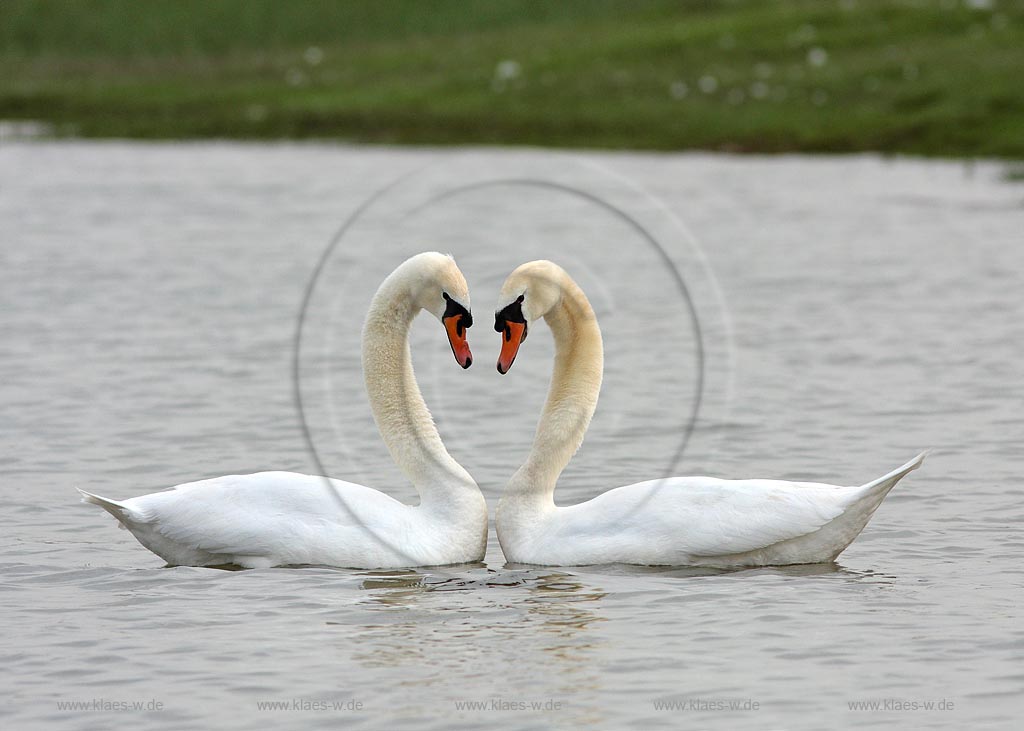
[562, 476, 859, 558]
[124, 472, 409, 560]
[664, 478, 856, 557]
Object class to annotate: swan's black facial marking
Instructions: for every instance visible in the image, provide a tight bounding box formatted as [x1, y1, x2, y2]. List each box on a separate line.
[442, 291, 474, 368]
[494, 295, 527, 374]
[442, 291, 473, 336]
[493, 294, 527, 343]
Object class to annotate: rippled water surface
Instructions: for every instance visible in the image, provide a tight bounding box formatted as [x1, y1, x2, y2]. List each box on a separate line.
[1, 142, 1022, 730]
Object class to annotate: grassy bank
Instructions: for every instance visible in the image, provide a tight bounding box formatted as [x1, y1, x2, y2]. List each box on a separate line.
[1, 0, 1022, 157]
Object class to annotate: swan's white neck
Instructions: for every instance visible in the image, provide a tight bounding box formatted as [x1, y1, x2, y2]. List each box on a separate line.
[507, 274, 603, 507]
[361, 271, 477, 512]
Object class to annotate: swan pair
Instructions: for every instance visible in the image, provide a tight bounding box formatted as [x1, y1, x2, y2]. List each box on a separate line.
[81, 253, 924, 570]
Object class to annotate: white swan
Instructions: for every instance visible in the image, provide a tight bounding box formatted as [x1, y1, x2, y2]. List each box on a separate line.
[80, 252, 487, 569]
[492, 260, 925, 567]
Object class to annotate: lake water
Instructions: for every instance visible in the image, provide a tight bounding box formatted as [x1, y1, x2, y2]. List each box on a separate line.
[1, 141, 1021, 730]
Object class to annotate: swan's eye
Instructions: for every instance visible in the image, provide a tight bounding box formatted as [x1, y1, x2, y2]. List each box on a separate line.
[516, 294, 525, 304]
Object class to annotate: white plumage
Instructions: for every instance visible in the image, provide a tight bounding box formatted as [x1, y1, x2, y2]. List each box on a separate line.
[80, 253, 487, 569]
[493, 260, 924, 567]
[79, 472, 480, 569]
[498, 455, 924, 567]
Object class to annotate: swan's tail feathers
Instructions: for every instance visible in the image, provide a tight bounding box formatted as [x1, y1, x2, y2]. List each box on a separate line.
[78, 489, 134, 530]
[810, 451, 929, 562]
[858, 451, 928, 498]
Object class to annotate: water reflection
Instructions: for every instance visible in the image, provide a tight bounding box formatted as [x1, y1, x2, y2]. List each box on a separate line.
[518, 571, 606, 632]
[336, 566, 610, 723]
[504, 560, 819, 579]
[515, 572, 607, 726]
[358, 569, 424, 592]
[562, 559, 886, 582]
[346, 560, 882, 612]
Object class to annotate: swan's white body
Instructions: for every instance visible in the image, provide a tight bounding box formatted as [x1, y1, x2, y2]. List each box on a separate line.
[80, 472, 483, 569]
[80, 253, 487, 569]
[494, 261, 924, 567]
[497, 458, 923, 568]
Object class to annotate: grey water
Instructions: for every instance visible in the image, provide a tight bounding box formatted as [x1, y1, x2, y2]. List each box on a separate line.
[1, 141, 1022, 730]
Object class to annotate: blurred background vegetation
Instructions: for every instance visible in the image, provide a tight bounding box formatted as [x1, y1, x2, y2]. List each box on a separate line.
[1, 0, 1021, 157]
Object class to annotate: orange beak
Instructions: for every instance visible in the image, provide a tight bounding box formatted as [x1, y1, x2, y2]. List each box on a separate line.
[497, 320, 527, 374]
[444, 315, 473, 369]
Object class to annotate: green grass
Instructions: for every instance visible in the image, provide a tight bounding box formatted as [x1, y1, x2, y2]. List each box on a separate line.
[2, 0, 1023, 157]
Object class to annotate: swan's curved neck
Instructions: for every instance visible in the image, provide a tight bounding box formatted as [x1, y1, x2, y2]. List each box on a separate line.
[509, 276, 603, 504]
[361, 274, 476, 510]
